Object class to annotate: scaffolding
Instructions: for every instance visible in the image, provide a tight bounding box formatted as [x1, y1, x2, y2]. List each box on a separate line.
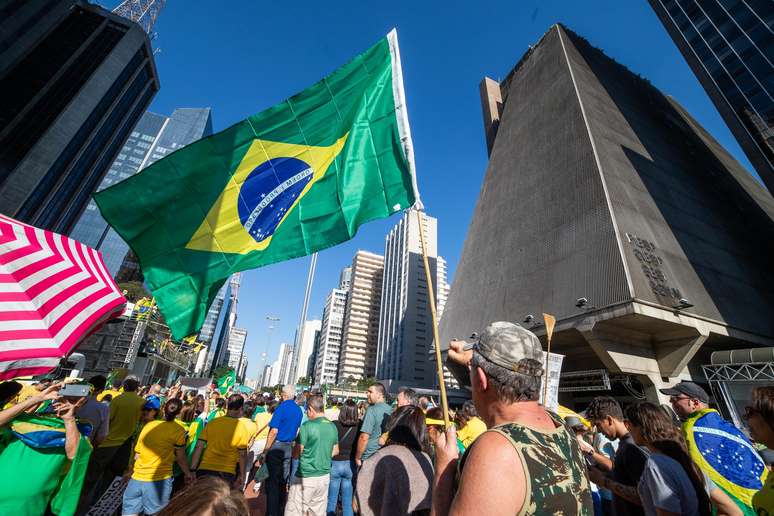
[112, 0, 165, 34]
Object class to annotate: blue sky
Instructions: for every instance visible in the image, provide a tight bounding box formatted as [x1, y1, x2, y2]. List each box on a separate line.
[111, 0, 758, 378]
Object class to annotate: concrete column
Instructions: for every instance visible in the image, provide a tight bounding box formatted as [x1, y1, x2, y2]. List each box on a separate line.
[578, 323, 659, 376]
[479, 77, 503, 156]
[653, 329, 709, 378]
[636, 373, 674, 406]
[578, 321, 698, 404]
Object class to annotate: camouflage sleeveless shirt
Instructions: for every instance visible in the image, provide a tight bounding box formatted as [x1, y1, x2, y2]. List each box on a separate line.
[459, 411, 593, 515]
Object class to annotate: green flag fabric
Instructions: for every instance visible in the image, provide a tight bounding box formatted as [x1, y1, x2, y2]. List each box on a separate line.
[217, 369, 237, 395]
[95, 30, 418, 339]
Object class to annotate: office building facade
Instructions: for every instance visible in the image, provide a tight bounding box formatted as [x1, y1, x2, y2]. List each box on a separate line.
[225, 327, 248, 371]
[376, 211, 439, 385]
[435, 256, 459, 389]
[70, 107, 212, 275]
[441, 24, 774, 403]
[0, 0, 159, 233]
[194, 273, 241, 376]
[273, 342, 294, 386]
[649, 0, 774, 193]
[291, 320, 321, 383]
[313, 269, 351, 385]
[338, 251, 384, 382]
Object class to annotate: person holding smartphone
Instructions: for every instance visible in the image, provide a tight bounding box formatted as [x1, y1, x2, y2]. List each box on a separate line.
[0, 384, 90, 515]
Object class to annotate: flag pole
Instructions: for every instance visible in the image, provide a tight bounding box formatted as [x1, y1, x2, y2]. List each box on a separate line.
[291, 253, 317, 384]
[542, 313, 556, 406]
[414, 209, 450, 429]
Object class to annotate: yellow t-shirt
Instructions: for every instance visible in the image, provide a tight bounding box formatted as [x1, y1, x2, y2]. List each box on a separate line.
[457, 416, 487, 449]
[132, 420, 187, 481]
[198, 416, 250, 474]
[97, 389, 121, 402]
[240, 417, 258, 440]
[101, 392, 146, 447]
[254, 412, 272, 440]
[753, 469, 773, 516]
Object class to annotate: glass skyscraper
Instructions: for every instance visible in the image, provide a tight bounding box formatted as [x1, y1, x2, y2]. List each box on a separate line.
[70, 107, 212, 275]
[649, 0, 773, 193]
[0, 1, 159, 234]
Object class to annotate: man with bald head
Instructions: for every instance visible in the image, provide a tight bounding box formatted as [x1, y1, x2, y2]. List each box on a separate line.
[265, 384, 303, 516]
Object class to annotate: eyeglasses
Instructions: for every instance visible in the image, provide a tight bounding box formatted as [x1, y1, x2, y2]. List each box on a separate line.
[669, 395, 692, 402]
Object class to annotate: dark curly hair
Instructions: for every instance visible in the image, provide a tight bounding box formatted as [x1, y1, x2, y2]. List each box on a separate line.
[585, 396, 624, 422]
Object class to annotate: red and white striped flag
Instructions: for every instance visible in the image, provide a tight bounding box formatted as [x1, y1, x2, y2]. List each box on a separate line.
[0, 214, 126, 379]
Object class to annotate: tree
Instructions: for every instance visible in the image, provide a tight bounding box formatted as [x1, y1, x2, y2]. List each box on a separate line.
[297, 376, 311, 386]
[117, 281, 151, 303]
[356, 377, 377, 390]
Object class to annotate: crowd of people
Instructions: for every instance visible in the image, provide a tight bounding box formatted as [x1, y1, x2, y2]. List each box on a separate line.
[0, 321, 770, 516]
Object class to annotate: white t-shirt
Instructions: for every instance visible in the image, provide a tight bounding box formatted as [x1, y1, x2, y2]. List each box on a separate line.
[638, 454, 700, 516]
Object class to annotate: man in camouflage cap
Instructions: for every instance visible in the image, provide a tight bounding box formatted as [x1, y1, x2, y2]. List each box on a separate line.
[431, 321, 593, 515]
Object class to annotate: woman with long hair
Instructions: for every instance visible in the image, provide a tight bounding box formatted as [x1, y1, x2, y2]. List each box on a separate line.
[626, 401, 711, 516]
[355, 405, 433, 516]
[746, 386, 774, 514]
[327, 399, 360, 516]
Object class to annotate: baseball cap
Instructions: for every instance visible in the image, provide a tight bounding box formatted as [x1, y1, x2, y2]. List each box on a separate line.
[143, 395, 161, 410]
[659, 381, 709, 403]
[472, 321, 544, 376]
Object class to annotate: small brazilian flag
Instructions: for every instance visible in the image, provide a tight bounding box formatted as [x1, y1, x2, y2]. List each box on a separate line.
[216, 369, 237, 395]
[95, 30, 419, 339]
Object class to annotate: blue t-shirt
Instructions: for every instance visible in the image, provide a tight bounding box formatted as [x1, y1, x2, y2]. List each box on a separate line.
[638, 454, 700, 516]
[269, 400, 303, 442]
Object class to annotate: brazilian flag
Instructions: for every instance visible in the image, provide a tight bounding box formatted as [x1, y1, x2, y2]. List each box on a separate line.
[684, 408, 766, 515]
[95, 30, 419, 339]
[216, 369, 236, 395]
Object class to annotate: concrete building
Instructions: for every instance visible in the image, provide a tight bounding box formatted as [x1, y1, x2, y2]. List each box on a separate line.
[291, 320, 321, 383]
[338, 251, 384, 382]
[440, 24, 774, 405]
[649, 0, 774, 194]
[267, 362, 280, 387]
[0, 0, 159, 234]
[435, 256, 459, 389]
[195, 274, 241, 375]
[237, 355, 248, 383]
[70, 108, 212, 275]
[260, 363, 273, 388]
[225, 327, 248, 371]
[376, 211, 439, 385]
[339, 266, 352, 290]
[313, 269, 351, 385]
[275, 342, 294, 386]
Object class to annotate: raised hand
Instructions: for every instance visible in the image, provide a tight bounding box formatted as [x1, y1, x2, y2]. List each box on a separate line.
[53, 397, 86, 421]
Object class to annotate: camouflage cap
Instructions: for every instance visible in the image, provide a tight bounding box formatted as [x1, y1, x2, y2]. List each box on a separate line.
[473, 321, 544, 376]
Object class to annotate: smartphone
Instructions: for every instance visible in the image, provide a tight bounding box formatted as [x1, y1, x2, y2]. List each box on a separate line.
[59, 384, 90, 397]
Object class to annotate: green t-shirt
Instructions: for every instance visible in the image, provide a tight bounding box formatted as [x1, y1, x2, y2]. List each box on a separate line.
[296, 417, 338, 478]
[361, 402, 393, 460]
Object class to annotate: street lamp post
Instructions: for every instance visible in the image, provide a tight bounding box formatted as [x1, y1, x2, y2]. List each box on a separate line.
[265, 314, 280, 362]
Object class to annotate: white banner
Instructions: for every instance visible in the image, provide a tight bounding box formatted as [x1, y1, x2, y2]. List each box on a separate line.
[539, 351, 564, 412]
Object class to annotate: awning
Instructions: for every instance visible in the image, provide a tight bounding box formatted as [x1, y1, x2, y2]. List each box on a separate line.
[703, 347, 774, 383]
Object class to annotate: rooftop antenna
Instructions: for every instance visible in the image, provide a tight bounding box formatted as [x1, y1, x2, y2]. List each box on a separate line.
[112, 0, 166, 35]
